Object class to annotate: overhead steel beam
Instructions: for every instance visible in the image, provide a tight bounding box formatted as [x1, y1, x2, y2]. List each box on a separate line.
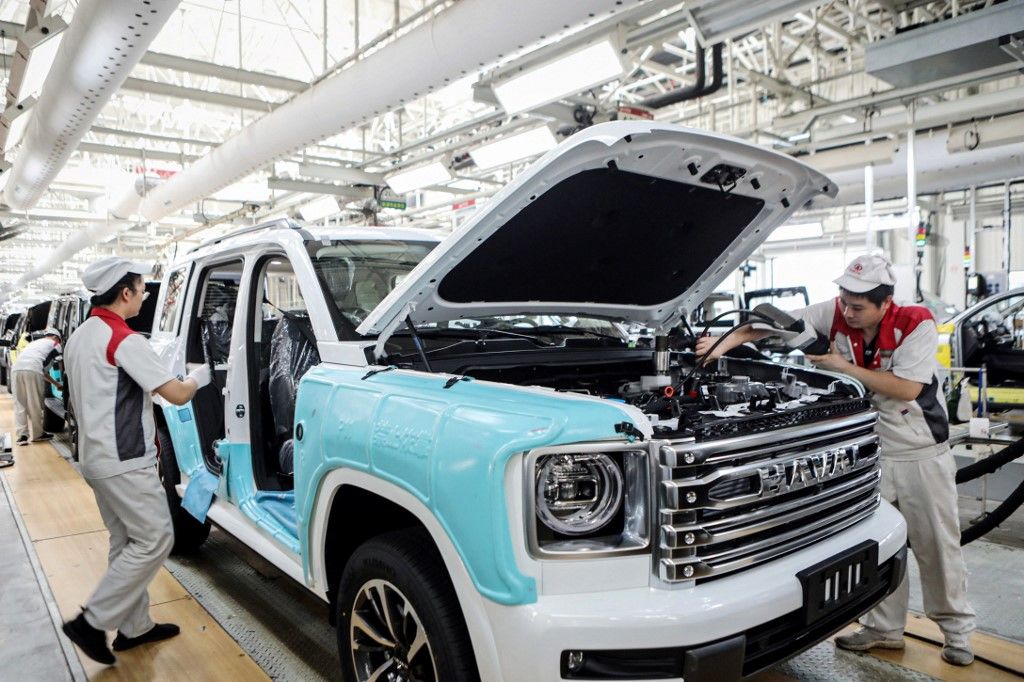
[122, 77, 280, 112]
[773, 62, 1023, 130]
[90, 124, 216, 149]
[138, 52, 307, 92]
[78, 141, 200, 163]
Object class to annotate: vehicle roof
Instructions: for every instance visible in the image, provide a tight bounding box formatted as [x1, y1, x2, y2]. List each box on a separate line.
[949, 287, 1024, 325]
[177, 220, 445, 265]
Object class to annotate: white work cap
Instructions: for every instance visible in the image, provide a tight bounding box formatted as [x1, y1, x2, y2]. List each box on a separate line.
[833, 254, 897, 294]
[41, 327, 61, 340]
[81, 256, 152, 294]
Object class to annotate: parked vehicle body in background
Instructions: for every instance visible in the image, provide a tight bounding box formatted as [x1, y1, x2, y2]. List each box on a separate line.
[938, 286, 1024, 410]
[0, 312, 24, 388]
[2, 301, 52, 394]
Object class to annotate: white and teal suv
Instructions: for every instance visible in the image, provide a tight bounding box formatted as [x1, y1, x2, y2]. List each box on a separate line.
[150, 121, 907, 682]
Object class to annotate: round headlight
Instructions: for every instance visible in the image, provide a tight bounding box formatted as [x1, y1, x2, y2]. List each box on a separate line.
[535, 453, 623, 536]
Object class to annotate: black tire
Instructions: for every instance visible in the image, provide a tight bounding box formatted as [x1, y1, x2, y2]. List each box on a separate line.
[157, 425, 211, 553]
[337, 528, 480, 682]
[66, 403, 79, 462]
[42, 403, 65, 434]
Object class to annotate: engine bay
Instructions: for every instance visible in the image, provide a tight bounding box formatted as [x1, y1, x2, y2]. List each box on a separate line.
[435, 345, 866, 441]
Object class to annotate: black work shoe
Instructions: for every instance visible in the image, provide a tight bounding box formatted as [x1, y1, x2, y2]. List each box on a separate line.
[62, 612, 115, 665]
[16, 435, 28, 445]
[112, 623, 180, 651]
[32, 432, 54, 442]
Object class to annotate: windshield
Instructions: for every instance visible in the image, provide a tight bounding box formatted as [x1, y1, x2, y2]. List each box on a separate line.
[307, 239, 629, 342]
[308, 239, 437, 332]
[965, 294, 1024, 329]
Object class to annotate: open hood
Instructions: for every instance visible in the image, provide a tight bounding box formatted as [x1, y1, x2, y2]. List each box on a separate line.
[358, 121, 836, 340]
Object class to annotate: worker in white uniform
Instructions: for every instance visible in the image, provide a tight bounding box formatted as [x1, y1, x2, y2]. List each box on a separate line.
[697, 254, 975, 666]
[12, 328, 63, 444]
[60, 257, 211, 665]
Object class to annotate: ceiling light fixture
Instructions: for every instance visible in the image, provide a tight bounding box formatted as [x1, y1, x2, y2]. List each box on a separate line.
[298, 195, 341, 222]
[491, 36, 626, 115]
[385, 161, 453, 195]
[469, 126, 558, 170]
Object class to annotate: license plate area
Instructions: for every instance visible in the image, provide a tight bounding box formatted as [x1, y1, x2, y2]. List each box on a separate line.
[797, 540, 878, 624]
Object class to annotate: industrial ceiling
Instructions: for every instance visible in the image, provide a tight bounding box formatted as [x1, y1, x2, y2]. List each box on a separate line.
[0, 0, 1021, 304]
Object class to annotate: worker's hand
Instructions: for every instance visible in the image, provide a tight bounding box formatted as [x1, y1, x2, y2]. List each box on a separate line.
[187, 364, 211, 389]
[694, 334, 722, 365]
[805, 342, 853, 373]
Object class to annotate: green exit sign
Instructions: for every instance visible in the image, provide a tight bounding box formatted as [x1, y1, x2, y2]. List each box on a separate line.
[378, 187, 406, 210]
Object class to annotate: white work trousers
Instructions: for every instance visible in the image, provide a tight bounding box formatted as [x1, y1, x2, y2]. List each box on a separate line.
[12, 370, 45, 440]
[82, 466, 174, 637]
[861, 449, 976, 644]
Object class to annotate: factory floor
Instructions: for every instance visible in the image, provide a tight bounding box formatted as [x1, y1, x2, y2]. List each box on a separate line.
[1, 392, 1022, 681]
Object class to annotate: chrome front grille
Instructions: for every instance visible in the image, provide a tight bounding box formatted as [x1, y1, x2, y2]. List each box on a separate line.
[657, 411, 881, 583]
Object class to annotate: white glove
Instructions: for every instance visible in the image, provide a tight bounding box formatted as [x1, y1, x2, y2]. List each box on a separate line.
[187, 364, 211, 389]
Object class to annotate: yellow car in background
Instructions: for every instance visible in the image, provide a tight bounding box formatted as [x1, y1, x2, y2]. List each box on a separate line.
[937, 288, 1024, 409]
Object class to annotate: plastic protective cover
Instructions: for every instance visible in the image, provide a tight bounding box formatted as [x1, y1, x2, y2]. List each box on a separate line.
[268, 314, 320, 452]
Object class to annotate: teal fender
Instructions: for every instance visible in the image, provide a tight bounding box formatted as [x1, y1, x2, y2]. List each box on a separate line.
[293, 365, 643, 606]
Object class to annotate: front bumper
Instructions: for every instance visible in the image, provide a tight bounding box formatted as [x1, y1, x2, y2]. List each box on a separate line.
[481, 501, 907, 681]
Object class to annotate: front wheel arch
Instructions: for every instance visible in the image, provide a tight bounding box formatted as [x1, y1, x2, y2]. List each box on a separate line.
[337, 527, 480, 682]
[312, 473, 506, 682]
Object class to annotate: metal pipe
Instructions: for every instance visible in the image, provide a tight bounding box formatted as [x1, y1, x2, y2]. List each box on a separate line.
[906, 116, 917, 268]
[864, 163, 874, 250]
[1005, 180, 1013, 275]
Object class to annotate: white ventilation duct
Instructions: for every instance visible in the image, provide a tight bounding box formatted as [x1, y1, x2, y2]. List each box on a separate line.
[138, 0, 633, 223]
[0, 220, 120, 298]
[110, 174, 159, 220]
[4, 0, 180, 210]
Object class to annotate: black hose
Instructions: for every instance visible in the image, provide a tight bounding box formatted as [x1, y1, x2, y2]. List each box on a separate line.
[642, 44, 705, 109]
[953, 435, 1024, 545]
[961, 478, 1024, 545]
[955, 436, 1024, 484]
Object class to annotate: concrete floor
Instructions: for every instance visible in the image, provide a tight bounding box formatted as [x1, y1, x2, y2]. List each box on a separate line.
[0, 466, 85, 681]
[3, 398, 1023, 681]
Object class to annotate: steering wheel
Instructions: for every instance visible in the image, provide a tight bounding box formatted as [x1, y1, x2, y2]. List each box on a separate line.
[971, 315, 1015, 348]
[970, 318, 990, 339]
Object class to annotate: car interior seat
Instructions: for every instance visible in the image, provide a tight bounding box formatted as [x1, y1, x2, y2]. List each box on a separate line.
[268, 313, 320, 476]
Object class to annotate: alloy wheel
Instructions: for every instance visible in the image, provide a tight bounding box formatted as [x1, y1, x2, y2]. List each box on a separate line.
[349, 578, 438, 682]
